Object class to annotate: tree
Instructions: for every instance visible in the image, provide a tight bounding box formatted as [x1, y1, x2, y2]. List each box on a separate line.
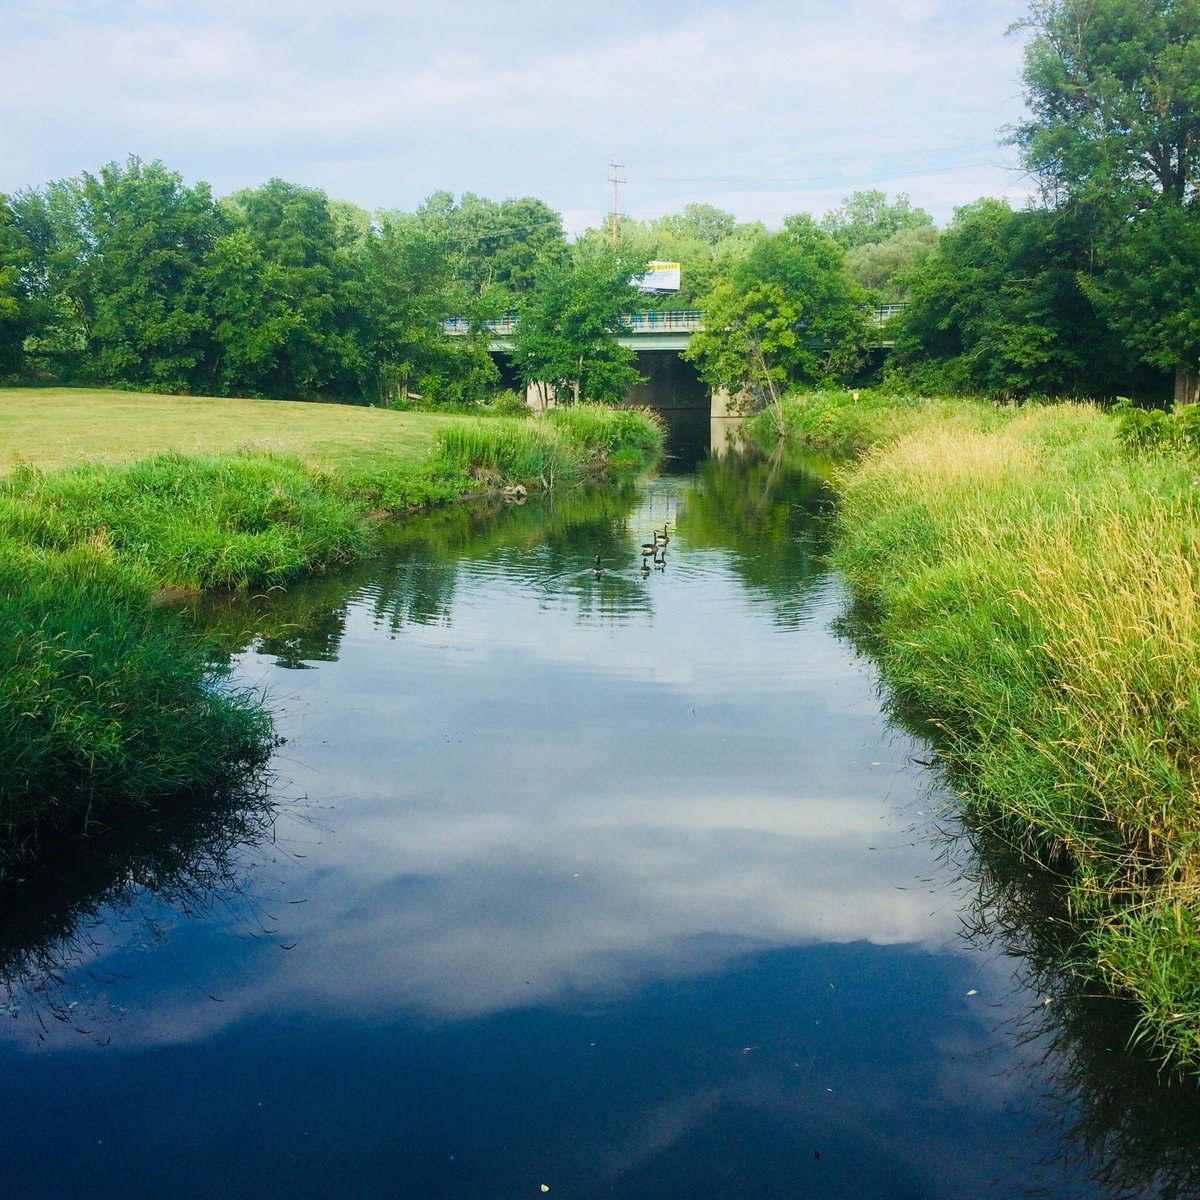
[16, 158, 224, 391]
[818, 190, 935, 249]
[1013, 0, 1200, 208]
[684, 215, 870, 416]
[887, 198, 1156, 397]
[845, 225, 939, 302]
[199, 228, 299, 396]
[512, 245, 645, 405]
[357, 212, 496, 407]
[0, 195, 29, 377]
[1012, 0, 1200, 399]
[221, 179, 364, 398]
[652, 202, 739, 249]
[407, 191, 567, 311]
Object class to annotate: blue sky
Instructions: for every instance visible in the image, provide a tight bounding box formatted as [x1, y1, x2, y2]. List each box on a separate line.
[1, 0, 1035, 233]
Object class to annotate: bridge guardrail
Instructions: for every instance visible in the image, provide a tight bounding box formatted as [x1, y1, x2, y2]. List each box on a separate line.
[444, 305, 904, 336]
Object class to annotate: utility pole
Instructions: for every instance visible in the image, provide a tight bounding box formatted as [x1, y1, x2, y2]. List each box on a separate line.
[609, 154, 625, 248]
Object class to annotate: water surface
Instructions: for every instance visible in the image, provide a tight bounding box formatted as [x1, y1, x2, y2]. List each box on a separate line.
[1, 447, 1196, 1198]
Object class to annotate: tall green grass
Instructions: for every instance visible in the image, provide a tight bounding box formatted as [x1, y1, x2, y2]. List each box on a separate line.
[434, 405, 664, 488]
[0, 550, 272, 860]
[0, 451, 371, 590]
[785, 392, 1200, 1071]
[545, 403, 665, 471]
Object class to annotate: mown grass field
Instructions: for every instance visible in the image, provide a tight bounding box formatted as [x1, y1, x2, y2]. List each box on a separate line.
[0, 388, 461, 474]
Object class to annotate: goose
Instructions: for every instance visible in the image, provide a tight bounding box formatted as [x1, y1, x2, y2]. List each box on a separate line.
[640, 539, 658, 557]
[654, 525, 670, 547]
[593, 553, 603, 577]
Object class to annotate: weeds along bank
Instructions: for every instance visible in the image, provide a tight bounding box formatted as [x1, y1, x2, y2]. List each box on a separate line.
[769, 390, 1200, 1073]
[1, 406, 663, 864]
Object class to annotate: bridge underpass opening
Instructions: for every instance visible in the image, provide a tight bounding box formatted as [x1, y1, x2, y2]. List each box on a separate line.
[489, 347, 713, 414]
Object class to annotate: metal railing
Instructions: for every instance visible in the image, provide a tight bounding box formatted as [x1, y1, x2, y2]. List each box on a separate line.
[444, 305, 904, 336]
[618, 310, 706, 333]
[442, 315, 519, 336]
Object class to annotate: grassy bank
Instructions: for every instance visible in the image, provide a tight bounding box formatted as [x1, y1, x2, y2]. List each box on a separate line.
[775, 390, 1200, 1072]
[1, 390, 663, 861]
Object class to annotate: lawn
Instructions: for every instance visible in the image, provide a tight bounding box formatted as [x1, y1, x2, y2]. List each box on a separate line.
[0, 388, 463, 474]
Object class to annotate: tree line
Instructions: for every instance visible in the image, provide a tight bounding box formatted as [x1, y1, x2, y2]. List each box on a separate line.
[0, 0, 1195, 409]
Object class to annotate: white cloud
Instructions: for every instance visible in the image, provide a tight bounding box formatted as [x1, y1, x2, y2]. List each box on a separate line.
[1, 0, 1033, 225]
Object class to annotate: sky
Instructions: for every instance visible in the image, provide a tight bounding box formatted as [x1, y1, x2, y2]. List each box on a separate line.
[1, 0, 1037, 236]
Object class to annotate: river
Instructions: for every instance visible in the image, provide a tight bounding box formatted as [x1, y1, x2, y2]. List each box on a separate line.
[1, 421, 1198, 1198]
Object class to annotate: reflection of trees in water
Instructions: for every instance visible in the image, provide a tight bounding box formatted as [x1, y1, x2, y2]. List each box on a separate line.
[192, 485, 654, 668]
[0, 769, 277, 1043]
[681, 444, 835, 622]
[194, 454, 843, 674]
[934, 793, 1200, 1199]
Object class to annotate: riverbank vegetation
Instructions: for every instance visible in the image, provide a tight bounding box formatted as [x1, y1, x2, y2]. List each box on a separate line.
[769, 388, 1200, 1072]
[0, 394, 662, 865]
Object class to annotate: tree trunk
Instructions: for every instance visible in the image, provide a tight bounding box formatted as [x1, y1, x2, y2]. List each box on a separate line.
[1175, 365, 1198, 406]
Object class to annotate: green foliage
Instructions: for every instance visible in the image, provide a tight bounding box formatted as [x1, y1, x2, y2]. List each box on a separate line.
[408, 190, 568, 305]
[818, 189, 935, 249]
[886, 199, 1157, 398]
[1014, 0, 1200, 207]
[574, 203, 767, 309]
[755, 388, 996, 456]
[485, 389, 529, 416]
[845, 224, 938, 302]
[24, 158, 224, 391]
[432, 405, 662, 487]
[0, 194, 31, 378]
[0, 451, 370, 590]
[219, 178, 364, 398]
[511, 244, 645, 404]
[1108, 394, 1200, 452]
[1110, 397, 1178, 449]
[685, 215, 870, 409]
[545, 403, 664, 468]
[0, 550, 272, 853]
[434, 419, 572, 487]
[1013, 1, 1200, 392]
[1082, 201, 1200, 384]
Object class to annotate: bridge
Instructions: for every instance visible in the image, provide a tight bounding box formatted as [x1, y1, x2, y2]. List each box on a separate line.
[442, 305, 906, 415]
[443, 305, 905, 352]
